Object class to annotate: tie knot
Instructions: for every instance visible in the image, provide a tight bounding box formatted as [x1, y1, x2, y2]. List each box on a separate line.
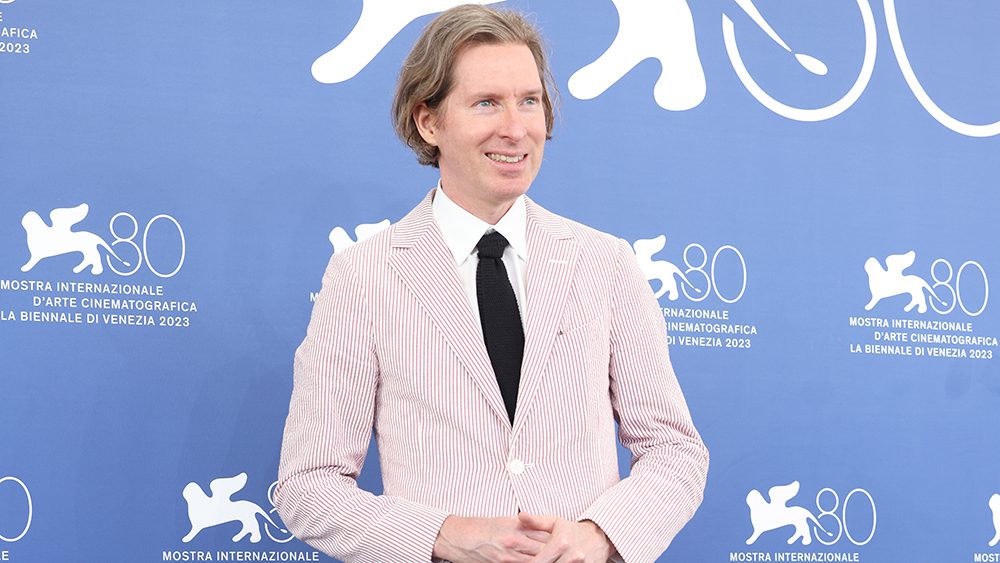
[476, 231, 509, 259]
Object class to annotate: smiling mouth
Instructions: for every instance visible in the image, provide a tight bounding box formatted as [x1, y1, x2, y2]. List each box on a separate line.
[486, 152, 526, 163]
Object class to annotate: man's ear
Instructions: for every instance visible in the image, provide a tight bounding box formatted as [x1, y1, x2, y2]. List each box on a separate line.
[413, 103, 438, 146]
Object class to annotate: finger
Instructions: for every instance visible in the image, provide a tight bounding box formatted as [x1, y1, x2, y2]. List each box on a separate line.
[528, 538, 568, 563]
[529, 543, 566, 563]
[522, 529, 552, 543]
[507, 535, 548, 556]
[516, 519, 553, 542]
[518, 511, 558, 531]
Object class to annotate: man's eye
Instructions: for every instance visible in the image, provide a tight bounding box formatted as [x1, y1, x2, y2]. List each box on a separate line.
[523, 97, 539, 105]
[476, 100, 493, 107]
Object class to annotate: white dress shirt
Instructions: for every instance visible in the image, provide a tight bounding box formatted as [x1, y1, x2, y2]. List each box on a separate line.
[431, 183, 527, 331]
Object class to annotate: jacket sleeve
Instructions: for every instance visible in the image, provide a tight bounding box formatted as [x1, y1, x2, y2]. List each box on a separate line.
[577, 238, 709, 563]
[274, 251, 449, 563]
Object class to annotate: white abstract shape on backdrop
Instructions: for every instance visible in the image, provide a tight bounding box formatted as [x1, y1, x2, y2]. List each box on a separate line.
[312, 0, 504, 84]
[632, 235, 700, 301]
[329, 219, 391, 254]
[181, 473, 286, 544]
[568, 0, 706, 111]
[20, 204, 130, 275]
[884, 0, 1000, 138]
[863, 250, 946, 314]
[746, 481, 832, 546]
[794, 53, 827, 75]
[989, 493, 1000, 547]
[731, 0, 827, 75]
[722, 0, 877, 121]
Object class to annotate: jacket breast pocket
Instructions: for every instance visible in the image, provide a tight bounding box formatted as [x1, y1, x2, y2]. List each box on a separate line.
[541, 316, 611, 432]
[559, 315, 599, 337]
[555, 315, 608, 364]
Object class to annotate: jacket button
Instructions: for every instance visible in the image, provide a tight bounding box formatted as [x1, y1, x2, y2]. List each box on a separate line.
[508, 459, 526, 475]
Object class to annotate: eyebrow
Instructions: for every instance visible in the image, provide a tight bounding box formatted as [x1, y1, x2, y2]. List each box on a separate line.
[467, 89, 544, 100]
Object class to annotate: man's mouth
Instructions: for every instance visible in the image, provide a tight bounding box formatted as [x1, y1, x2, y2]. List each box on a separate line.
[486, 152, 526, 163]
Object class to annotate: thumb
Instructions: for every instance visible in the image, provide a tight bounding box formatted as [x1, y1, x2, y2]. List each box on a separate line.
[518, 511, 558, 531]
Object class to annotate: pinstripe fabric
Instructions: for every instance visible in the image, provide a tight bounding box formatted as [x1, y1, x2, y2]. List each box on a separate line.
[275, 190, 709, 563]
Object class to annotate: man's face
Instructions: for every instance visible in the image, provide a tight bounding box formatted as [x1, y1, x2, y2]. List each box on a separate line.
[417, 42, 547, 216]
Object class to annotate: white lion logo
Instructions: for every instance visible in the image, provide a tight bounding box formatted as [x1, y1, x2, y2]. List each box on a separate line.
[989, 493, 1000, 547]
[746, 481, 832, 546]
[328, 219, 390, 254]
[632, 235, 701, 301]
[863, 250, 946, 313]
[181, 473, 286, 544]
[20, 204, 129, 275]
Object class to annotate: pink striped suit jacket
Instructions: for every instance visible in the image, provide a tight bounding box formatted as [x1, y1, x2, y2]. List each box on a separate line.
[275, 190, 708, 563]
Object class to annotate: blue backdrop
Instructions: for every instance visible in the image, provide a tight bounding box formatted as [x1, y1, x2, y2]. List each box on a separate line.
[2, 1, 998, 561]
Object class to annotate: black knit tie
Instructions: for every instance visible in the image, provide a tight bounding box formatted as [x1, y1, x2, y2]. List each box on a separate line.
[476, 231, 524, 424]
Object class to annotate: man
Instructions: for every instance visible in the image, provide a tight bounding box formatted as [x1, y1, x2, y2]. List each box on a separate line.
[275, 6, 708, 562]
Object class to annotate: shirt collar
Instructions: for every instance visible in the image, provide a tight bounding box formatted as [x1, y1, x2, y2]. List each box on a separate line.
[431, 180, 528, 266]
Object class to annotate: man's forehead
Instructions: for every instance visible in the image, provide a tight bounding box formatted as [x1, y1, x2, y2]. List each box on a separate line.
[450, 43, 542, 94]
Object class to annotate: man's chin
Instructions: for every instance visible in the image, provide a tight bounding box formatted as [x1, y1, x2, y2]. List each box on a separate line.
[490, 173, 535, 196]
[493, 183, 531, 201]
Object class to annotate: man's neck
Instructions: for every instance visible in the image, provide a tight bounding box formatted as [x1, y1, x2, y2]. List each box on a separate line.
[439, 185, 518, 226]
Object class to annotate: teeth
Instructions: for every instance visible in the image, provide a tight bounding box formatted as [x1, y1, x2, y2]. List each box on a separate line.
[487, 153, 524, 163]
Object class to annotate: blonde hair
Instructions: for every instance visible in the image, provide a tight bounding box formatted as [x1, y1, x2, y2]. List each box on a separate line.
[392, 4, 557, 167]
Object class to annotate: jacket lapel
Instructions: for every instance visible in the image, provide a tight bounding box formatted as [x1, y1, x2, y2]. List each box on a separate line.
[387, 191, 511, 427]
[514, 199, 580, 435]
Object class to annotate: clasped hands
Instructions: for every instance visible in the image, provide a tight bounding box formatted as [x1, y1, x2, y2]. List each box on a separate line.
[433, 512, 615, 563]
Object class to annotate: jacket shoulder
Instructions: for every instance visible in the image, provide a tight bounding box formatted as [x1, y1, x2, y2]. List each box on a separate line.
[320, 222, 398, 287]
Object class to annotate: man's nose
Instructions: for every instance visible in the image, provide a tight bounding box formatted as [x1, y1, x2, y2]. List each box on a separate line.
[497, 105, 528, 141]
